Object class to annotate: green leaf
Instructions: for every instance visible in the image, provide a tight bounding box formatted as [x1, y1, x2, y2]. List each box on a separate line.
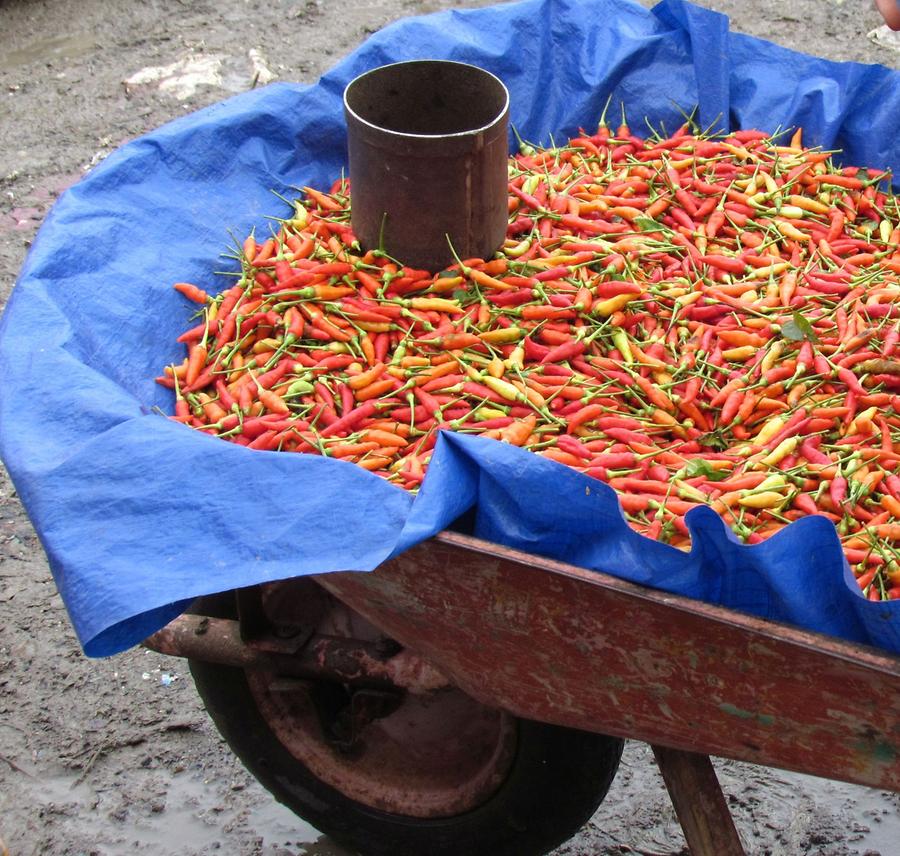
[681, 458, 729, 481]
[452, 289, 470, 303]
[698, 432, 729, 452]
[780, 320, 805, 342]
[781, 311, 819, 343]
[634, 216, 660, 232]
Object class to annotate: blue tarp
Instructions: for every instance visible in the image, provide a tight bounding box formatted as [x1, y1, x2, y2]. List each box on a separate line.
[2, 0, 900, 657]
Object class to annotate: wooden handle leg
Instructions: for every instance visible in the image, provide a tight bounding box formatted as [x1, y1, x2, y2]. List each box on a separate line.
[651, 745, 745, 856]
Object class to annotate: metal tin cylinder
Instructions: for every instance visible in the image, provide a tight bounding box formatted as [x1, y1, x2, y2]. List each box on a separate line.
[343, 60, 510, 272]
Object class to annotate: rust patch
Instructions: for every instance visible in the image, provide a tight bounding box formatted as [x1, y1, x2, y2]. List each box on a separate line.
[488, 583, 531, 632]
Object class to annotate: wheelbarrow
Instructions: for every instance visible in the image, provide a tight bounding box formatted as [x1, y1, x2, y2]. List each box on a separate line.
[143, 529, 900, 856]
[5, 11, 900, 856]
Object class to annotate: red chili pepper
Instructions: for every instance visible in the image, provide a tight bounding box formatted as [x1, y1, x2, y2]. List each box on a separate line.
[603, 427, 653, 446]
[836, 367, 866, 395]
[177, 322, 208, 344]
[458, 381, 507, 405]
[565, 403, 607, 433]
[173, 282, 209, 303]
[830, 476, 848, 507]
[319, 401, 377, 437]
[390, 405, 430, 423]
[159, 121, 900, 564]
[416, 332, 482, 350]
[185, 343, 208, 386]
[556, 434, 593, 460]
[559, 213, 630, 235]
[800, 438, 830, 466]
[700, 254, 747, 274]
[215, 379, 236, 412]
[541, 340, 586, 364]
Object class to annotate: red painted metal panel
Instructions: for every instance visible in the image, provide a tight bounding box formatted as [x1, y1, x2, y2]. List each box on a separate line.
[317, 531, 900, 792]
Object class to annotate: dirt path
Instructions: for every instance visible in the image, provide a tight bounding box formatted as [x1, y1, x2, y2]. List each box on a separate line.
[2, 1, 900, 854]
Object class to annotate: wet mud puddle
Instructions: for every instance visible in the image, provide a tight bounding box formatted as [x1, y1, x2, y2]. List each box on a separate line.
[1, 33, 98, 71]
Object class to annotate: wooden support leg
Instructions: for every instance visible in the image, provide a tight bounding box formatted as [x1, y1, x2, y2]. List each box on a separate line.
[651, 745, 745, 856]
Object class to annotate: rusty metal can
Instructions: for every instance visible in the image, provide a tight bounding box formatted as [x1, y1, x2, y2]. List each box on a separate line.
[343, 59, 510, 272]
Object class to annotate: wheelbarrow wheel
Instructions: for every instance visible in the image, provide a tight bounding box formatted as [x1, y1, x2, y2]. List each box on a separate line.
[188, 594, 624, 856]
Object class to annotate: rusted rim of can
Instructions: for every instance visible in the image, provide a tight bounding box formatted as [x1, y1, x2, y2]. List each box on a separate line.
[343, 59, 510, 141]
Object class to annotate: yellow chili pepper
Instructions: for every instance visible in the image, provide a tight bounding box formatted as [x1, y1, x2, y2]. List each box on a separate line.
[529, 254, 585, 267]
[504, 237, 533, 257]
[675, 291, 704, 308]
[759, 435, 801, 467]
[759, 340, 784, 374]
[594, 293, 636, 317]
[504, 344, 525, 371]
[752, 415, 786, 447]
[487, 357, 505, 378]
[252, 337, 282, 354]
[290, 202, 309, 229]
[611, 328, 633, 363]
[739, 491, 789, 509]
[481, 374, 522, 402]
[746, 262, 791, 280]
[775, 206, 807, 220]
[510, 379, 546, 408]
[409, 297, 462, 313]
[475, 407, 508, 421]
[479, 327, 524, 344]
[846, 406, 878, 437]
[674, 480, 708, 502]
[722, 345, 757, 361]
[755, 474, 789, 493]
[786, 194, 831, 214]
[774, 219, 809, 240]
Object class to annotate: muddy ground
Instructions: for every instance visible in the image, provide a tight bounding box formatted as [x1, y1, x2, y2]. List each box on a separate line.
[1, 0, 900, 854]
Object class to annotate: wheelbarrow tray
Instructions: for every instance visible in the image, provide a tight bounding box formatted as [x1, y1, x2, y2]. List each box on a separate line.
[316, 530, 900, 793]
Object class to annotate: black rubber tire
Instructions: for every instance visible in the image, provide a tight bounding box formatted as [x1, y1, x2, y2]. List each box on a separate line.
[188, 595, 624, 856]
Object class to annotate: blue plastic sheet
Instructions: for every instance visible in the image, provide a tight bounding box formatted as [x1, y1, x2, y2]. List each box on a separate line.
[2, 0, 900, 657]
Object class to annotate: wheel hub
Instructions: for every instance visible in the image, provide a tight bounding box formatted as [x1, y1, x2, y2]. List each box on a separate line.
[246, 669, 518, 818]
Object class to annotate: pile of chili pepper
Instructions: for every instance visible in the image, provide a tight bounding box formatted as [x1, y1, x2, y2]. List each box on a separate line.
[158, 116, 900, 602]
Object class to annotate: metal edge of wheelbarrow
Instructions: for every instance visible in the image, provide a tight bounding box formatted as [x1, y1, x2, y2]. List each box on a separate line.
[313, 529, 900, 794]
